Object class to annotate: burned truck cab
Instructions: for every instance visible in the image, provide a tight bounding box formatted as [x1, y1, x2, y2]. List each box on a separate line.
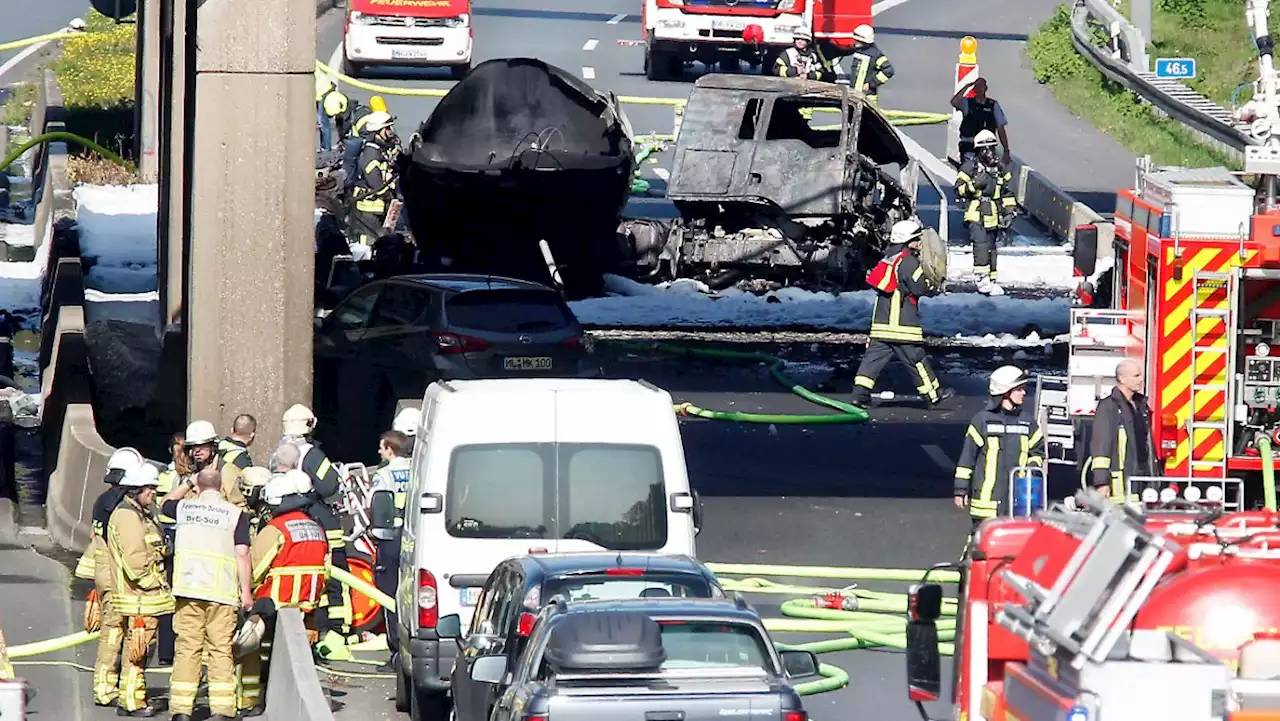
[659, 75, 918, 291]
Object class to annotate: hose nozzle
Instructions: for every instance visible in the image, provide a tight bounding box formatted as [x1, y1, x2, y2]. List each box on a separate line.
[814, 592, 857, 611]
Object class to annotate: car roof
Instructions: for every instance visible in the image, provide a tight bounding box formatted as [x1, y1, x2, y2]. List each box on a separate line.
[389, 273, 557, 294]
[552, 597, 761, 622]
[437, 378, 669, 397]
[519, 553, 710, 577]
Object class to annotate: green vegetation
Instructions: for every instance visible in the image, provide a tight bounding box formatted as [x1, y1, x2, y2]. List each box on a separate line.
[2, 83, 37, 127]
[1026, 4, 1239, 169]
[49, 10, 138, 161]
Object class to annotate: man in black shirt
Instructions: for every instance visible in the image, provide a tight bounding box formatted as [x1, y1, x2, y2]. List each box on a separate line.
[951, 77, 1011, 165]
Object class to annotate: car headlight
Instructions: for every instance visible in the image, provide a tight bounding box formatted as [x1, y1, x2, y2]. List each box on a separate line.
[442, 14, 468, 28]
[776, 0, 799, 10]
[349, 11, 375, 24]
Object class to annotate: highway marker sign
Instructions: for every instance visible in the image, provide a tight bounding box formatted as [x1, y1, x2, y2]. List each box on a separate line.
[1155, 57, 1196, 79]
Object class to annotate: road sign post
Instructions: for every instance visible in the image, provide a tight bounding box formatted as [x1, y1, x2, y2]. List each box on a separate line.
[1154, 57, 1197, 80]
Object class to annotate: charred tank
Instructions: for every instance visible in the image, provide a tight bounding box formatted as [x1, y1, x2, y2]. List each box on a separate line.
[397, 57, 636, 299]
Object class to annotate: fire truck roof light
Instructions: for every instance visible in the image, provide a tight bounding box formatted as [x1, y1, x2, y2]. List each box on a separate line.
[1185, 485, 1202, 502]
[1206, 485, 1225, 503]
[1160, 487, 1178, 504]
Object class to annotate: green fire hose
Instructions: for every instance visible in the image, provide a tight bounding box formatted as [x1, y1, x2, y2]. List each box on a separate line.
[0, 132, 132, 174]
[1259, 435, 1278, 512]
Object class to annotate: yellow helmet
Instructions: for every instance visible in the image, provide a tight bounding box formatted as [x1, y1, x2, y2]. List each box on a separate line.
[370, 95, 388, 113]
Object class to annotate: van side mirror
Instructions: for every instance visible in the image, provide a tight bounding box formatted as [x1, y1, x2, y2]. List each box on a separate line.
[779, 649, 819, 678]
[905, 583, 943, 705]
[437, 614, 462, 639]
[471, 654, 508, 684]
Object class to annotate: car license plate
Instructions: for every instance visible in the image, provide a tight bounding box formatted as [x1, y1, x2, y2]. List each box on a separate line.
[711, 19, 746, 31]
[460, 587, 481, 606]
[504, 357, 553, 371]
[391, 48, 431, 60]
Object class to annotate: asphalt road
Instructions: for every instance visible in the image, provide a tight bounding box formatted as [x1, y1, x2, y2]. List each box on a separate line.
[0, 0, 84, 83]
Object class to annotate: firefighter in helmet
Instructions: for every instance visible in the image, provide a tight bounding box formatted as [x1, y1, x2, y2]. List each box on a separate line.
[236, 470, 330, 717]
[955, 129, 1016, 296]
[279, 404, 353, 658]
[77, 447, 144, 708]
[349, 111, 401, 246]
[107, 463, 175, 717]
[953, 366, 1046, 528]
[848, 24, 894, 103]
[184, 420, 248, 509]
[775, 28, 834, 81]
[850, 219, 954, 408]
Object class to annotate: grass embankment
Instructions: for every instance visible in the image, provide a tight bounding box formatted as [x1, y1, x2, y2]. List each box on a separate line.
[50, 10, 139, 183]
[1026, 1, 1248, 168]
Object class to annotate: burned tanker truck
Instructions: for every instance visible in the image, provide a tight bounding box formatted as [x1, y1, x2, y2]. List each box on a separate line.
[397, 62, 943, 298]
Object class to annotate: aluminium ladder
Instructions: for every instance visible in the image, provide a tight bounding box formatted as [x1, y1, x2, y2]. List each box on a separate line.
[1186, 270, 1236, 476]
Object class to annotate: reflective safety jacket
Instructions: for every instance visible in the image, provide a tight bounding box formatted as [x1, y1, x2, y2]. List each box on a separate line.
[1087, 388, 1159, 498]
[351, 141, 398, 215]
[156, 467, 181, 526]
[955, 158, 1016, 230]
[218, 438, 252, 471]
[107, 497, 176, 617]
[870, 243, 934, 343]
[849, 42, 894, 94]
[295, 441, 342, 502]
[954, 402, 1046, 519]
[774, 46, 834, 81]
[250, 510, 329, 611]
[315, 71, 348, 118]
[172, 492, 243, 606]
[369, 457, 411, 538]
[75, 485, 128, 581]
[216, 457, 248, 510]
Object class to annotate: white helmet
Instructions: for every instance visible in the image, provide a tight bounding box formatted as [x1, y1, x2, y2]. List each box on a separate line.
[107, 447, 145, 472]
[184, 420, 218, 447]
[362, 111, 395, 133]
[890, 218, 923, 245]
[974, 129, 999, 148]
[792, 28, 812, 42]
[853, 24, 874, 44]
[284, 468, 314, 496]
[989, 365, 1030, 396]
[119, 463, 161, 488]
[233, 614, 266, 660]
[240, 466, 273, 490]
[282, 404, 317, 437]
[262, 469, 313, 505]
[393, 408, 420, 436]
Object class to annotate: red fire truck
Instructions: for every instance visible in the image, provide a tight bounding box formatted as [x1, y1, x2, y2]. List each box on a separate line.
[1038, 148, 1280, 509]
[639, 0, 871, 81]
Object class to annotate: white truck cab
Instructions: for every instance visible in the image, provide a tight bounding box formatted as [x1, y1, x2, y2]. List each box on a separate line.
[391, 378, 702, 716]
[342, 0, 473, 79]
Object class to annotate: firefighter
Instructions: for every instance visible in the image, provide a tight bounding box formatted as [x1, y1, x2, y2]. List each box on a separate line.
[955, 129, 1017, 297]
[315, 70, 349, 152]
[219, 414, 257, 471]
[343, 96, 390, 200]
[848, 24, 894, 104]
[279, 404, 354, 658]
[77, 447, 143, 708]
[106, 463, 175, 717]
[240, 466, 275, 536]
[850, 219, 954, 408]
[348, 111, 401, 246]
[368, 430, 412, 671]
[162, 467, 254, 721]
[953, 365, 1046, 527]
[775, 28, 834, 82]
[184, 420, 248, 510]
[1087, 358, 1159, 499]
[237, 470, 330, 718]
[154, 431, 192, 666]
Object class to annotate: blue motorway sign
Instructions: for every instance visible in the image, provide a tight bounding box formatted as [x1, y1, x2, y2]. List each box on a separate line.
[1154, 57, 1197, 79]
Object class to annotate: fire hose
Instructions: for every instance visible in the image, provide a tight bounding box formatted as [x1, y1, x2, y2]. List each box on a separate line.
[0, 132, 133, 174]
[1258, 434, 1278, 512]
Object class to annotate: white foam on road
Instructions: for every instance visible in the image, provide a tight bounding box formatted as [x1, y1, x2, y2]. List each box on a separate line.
[73, 184, 161, 294]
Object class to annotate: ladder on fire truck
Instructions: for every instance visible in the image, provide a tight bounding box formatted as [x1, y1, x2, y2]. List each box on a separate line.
[1186, 270, 1238, 475]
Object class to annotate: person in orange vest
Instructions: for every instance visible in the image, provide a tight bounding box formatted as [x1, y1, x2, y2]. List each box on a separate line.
[235, 469, 330, 718]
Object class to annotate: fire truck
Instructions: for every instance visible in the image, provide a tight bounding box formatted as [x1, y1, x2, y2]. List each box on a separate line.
[639, 0, 871, 81]
[1037, 147, 1280, 510]
[904, 488, 1280, 721]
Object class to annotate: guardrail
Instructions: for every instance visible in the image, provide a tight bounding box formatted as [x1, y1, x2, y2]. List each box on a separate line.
[1068, 0, 1254, 156]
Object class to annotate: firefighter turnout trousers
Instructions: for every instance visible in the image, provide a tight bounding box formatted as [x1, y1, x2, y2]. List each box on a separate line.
[955, 162, 1015, 282]
[170, 600, 239, 717]
[348, 207, 387, 247]
[853, 341, 942, 404]
[93, 591, 125, 705]
[109, 501, 176, 713]
[311, 501, 354, 636]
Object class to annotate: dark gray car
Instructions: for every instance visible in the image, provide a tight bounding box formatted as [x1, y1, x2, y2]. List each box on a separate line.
[313, 273, 592, 460]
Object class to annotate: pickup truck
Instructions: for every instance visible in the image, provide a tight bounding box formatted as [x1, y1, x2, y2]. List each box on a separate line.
[465, 595, 820, 721]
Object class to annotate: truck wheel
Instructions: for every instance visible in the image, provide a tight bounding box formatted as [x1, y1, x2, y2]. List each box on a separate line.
[342, 56, 365, 77]
[395, 663, 410, 712]
[411, 688, 449, 721]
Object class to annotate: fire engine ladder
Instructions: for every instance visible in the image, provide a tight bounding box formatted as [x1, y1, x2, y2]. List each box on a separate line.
[1186, 270, 1236, 474]
[994, 490, 1181, 669]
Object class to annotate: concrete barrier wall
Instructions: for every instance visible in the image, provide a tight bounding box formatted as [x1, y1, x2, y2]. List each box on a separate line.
[264, 609, 335, 721]
[13, 70, 71, 263]
[1009, 158, 1115, 266]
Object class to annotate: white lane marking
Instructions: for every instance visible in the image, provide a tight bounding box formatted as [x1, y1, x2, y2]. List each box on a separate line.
[871, 0, 915, 14]
[654, 168, 670, 181]
[0, 20, 76, 82]
[583, 39, 598, 51]
[608, 13, 626, 24]
[582, 66, 596, 79]
[922, 445, 955, 473]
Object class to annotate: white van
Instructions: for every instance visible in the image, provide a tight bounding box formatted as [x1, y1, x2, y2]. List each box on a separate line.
[390, 378, 702, 717]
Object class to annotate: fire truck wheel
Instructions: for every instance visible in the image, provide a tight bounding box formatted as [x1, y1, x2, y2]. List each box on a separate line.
[346, 549, 386, 636]
[342, 56, 366, 78]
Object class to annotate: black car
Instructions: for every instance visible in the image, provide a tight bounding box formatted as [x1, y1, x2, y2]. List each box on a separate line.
[312, 273, 592, 460]
[436, 553, 724, 721]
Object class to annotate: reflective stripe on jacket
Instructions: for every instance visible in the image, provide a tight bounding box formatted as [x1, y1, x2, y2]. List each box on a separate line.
[774, 46, 834, 80]
[955, 158, 1016, 229]
[954, 403, 1045, 519]
[218, 439, 252, 470]
[172, 492, 243, 606]
[1086, 388, 1159, 498]
[251, 511, 329, 611]
[156, 469, 179, 525]
[870, 243, 933, 343]
[850, 42, 894, 93]
[108, 499, 176, 617]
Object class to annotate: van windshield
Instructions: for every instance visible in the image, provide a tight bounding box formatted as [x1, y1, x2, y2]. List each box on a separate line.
[444, 443, 668, 550]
